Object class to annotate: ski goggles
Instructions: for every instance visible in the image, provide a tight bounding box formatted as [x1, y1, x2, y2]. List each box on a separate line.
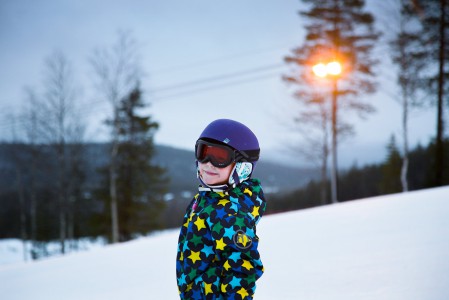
[195, 140, 242, 168]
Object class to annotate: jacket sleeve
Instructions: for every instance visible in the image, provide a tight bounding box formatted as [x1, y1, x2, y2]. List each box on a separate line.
[177, 210, 216, 296]
[208, 199, 264, 300]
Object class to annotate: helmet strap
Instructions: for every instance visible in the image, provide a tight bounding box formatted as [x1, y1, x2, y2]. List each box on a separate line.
[228, 162, 253, 187]
[196, 161, 230, 191]
[196, 161, 253, 191]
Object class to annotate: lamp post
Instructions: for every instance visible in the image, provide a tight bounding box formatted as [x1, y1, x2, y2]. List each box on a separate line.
[312, 61, 342, 203]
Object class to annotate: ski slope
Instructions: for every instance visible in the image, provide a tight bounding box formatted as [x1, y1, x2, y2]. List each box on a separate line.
[1, 186, 448, 300]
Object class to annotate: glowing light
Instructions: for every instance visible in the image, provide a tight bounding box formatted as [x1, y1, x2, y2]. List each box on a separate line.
[326, 61, 342, 75]
[312, 63, 327, 78]
[312, 61, 342, 77]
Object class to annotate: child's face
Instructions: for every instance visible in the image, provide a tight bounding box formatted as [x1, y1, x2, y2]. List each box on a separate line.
[198, 161, 235, 186]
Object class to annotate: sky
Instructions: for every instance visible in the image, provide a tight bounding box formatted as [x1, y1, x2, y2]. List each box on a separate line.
[0, 0, 438, 168]
[1, 185, 449, 299]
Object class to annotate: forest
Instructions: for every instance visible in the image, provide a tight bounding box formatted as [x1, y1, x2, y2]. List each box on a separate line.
[267, 138, 449, 214]
[1, 0, 448, 260]
[1, 136, 448, 259]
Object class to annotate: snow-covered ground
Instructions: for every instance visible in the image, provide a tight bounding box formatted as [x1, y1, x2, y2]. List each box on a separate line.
[1, 186, 448, 300]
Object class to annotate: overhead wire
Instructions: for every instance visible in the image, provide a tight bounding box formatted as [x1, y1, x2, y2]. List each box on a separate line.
[0, 50, 292, 134]
[150, 63, 286, 95]
[150, 71, 284, 102]
[149, 42, 295, 74]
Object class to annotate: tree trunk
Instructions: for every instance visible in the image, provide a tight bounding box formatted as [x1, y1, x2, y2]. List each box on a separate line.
[320, 107, 329, 205]
[67, 196, 75, 250]
[30, 154, 37, 259]
[110, 138, 120, 243]
[434, 0, 446, 186]
[58, 142, 67, 254]
[330, 79, 339, 203]
[401, 89, 409, 192]
[16, 168, 28, 262]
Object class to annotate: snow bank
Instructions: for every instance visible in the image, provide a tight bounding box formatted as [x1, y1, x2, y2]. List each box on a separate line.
[1, 187, 448, 299]
[257, 186, 449, 300]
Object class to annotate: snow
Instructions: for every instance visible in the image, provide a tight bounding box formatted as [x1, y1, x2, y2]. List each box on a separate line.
[0, 239, 28, 265]
[1, 186, 449, 299]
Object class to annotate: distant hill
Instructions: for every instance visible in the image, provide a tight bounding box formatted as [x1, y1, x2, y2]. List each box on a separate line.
[153, 144, 319, 196]
[0, 143, 319, 198]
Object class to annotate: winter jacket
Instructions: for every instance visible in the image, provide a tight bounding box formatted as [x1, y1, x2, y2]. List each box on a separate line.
[176, 178, 266, 300]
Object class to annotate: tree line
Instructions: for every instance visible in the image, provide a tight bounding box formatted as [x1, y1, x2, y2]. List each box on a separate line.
[0, 32, 168, 259]
[267, 137, 449, 214]
[0, 88, 168, 259]
[1, 0, 448, 260]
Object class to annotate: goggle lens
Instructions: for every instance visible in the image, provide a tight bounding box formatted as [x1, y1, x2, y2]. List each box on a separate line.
[196, 141, 234, 168]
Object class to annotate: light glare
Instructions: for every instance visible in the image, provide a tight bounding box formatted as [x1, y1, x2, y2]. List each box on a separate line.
[312, 63, 327, 78]
[312, 61, 342, 78]
[326, 61, 342, 75]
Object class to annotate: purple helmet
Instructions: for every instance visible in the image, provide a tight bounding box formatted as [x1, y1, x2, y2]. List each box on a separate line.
[198, 119, 260, 162]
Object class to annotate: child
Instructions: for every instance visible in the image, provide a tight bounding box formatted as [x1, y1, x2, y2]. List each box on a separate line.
[176, 119, 267, 300]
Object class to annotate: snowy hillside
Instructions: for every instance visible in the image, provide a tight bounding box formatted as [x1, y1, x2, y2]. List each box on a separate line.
[1, 186, 449, 300]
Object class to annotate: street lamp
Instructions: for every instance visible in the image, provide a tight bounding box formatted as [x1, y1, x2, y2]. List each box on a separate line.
[312, 60, 342, 204]
[312, 61, 342, 77]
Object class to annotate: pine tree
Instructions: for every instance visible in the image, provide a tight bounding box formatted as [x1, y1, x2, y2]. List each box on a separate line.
[387, 0, 428, 192]
[105, 85, 168, 242]
[380, 135, 403, 194]
[90, 31, 143, 243]
[402, 0, 449, 186]
[284, 0, 380, 202]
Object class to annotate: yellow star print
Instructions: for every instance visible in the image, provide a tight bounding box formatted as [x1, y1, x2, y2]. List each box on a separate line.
[216, 238, 226, 250]
[188, 251, 201, 264]
[204, 283, 213, 295]
[217, 199, 230, 206]
[194, 217, 206, 231]
[251, 205, 260, 217]
[237, 287, 249, 298]
[244, 188, 252, 196]
[223, 260, 231, 271]
[241, 259, 254, 271]
[221, 283, 228, 293]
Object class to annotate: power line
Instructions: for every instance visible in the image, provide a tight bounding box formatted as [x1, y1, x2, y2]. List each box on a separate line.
[0, 63, 288, 132]
[150, 63, 285, 94]
[151, 71, 283, 102]
[149, 43, 295, 75]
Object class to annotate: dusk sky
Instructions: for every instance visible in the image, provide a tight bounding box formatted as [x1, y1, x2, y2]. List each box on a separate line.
[0, 0, 437, 167]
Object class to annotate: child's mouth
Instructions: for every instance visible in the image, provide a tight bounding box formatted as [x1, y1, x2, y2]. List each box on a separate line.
[203, 170, 217, 176]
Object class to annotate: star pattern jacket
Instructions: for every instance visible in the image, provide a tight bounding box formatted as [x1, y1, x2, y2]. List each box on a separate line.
[176, 178, 266, 300]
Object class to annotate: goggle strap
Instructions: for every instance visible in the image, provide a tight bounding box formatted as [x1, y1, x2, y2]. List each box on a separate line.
[235, 149, 260, 162]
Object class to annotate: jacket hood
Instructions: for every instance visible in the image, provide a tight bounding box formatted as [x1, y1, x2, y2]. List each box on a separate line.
[197, 178, 266, 225]
[226, 178, 266, 225]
